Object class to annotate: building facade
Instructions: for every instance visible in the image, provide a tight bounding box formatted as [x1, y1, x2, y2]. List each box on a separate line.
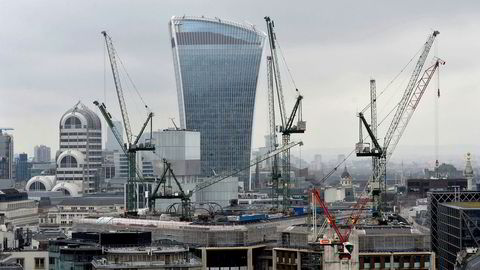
[34, 145, 51, 163]
[437, 202, 480, 270]
[0, 189, 38, 227]
[57, 101, 102, 194]
[428, 191, 480, 270]
[169, 16, 266, 188]
[0, 130, 13, 180]
[15, 153, 30, 181]
[407, 178, 467, 198]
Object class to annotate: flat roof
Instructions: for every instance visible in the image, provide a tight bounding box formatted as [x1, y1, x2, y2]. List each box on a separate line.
[58, 197, 123, 206]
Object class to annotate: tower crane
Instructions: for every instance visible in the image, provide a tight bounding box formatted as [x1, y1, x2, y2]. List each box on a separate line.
[149, 141, 303, 221]
[95, 31, 155, 213]
[265, 16, 306, 212]
[356, 30, 443, 216]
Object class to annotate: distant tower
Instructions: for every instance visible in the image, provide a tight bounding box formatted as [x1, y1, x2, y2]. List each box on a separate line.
[464, 153, 475, 191]
[340, 165, 352, 187]
[0, 129, 13, 180]
[34, 145, 51, 163]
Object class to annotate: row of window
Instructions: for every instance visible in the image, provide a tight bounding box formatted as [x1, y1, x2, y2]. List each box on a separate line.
[60, 132, 101, 136]
[60, 138, 102, 143]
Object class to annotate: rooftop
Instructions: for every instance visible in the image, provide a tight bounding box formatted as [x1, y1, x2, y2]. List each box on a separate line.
[58, 197, 123, 206]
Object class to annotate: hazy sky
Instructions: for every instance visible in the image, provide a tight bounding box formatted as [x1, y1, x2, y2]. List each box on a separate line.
[1, 0, 480, 163]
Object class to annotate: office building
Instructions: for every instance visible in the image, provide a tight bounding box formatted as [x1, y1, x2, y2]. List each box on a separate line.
[0, 189, 38, 227]
[15, 153, 30, 181]
[169, 16, 266, 188]
[0, 130, 13, 180]
[356, 225, 434, 270]
[428, 191, 480, 269]
[33, 145, 51, 163]
[26, 102, 102, 196]
[44, 197, 124, 228]
[48, 231, 201, 270]
[437, 202, 480, 270]
[57, 101, 102, 194]
[407, 178, 468, 197]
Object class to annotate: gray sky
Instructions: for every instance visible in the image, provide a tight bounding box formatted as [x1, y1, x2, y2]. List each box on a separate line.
[1, 0, 480, 163]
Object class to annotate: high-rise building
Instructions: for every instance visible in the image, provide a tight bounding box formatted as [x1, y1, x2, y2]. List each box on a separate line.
[169, 16, 266, 188]
[437, 202, 480, 270]
[15, 153, 30, 181]
[33, 145, 51, 163]
[105, 120, 123, 152]
[0, 130, 13, 180]
[57, 101, 102, 194]
[428, 191, 480, 269]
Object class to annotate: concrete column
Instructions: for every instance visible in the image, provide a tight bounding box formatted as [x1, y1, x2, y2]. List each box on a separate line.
[272, 249, 277, 270]
[391, 254, 394, 270]
[201, 248, 207, 269]
[297, 251, 301, 270]
[247, 248, 253, 270]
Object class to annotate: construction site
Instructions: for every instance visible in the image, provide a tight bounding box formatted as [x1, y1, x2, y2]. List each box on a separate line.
[72, 14, 449, 270]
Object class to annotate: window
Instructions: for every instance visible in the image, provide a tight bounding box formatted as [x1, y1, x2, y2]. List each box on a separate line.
[64, 116, 82, 129]
[34, 257, 45, 269]
[60, 155, 78, 168]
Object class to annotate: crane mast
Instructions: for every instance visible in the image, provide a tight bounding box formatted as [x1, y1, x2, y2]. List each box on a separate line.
[267, 56, 280, 208]
[370, 80, 381, 195]
[265, 16, 306, 212]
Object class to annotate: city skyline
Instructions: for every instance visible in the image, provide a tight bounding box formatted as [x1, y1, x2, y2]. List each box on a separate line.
[1, 1, 480, 163]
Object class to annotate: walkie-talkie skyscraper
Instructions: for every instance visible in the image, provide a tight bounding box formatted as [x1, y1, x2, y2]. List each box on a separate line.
[169, 16, 265, 189]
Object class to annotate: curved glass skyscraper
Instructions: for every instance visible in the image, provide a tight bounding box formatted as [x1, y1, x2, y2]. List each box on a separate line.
[169, 16, 266, 188]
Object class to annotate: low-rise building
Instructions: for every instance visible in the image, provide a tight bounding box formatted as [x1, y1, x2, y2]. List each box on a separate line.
[0, 189, 38, 227]
[42, 197, 123, 228]
[356, 225, 434, 270]
[92, 246, 202, 269]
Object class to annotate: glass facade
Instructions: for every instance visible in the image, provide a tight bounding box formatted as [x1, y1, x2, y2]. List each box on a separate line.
[169, 16, 266, 187]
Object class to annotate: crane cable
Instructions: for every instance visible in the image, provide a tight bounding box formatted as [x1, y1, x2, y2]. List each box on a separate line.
[360, 45, 423, 114]
[276, 39, 299, 91]
[318, 49, 427, 185]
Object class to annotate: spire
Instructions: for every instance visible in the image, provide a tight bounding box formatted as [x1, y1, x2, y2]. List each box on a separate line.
[341, 165, 351, 179]
[464, 153, 475, 191]
[464, 153, 474, 177]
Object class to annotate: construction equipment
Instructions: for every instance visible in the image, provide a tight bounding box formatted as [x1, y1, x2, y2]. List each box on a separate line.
[149, 141, 303, 221]
[311, 189, 358, 259]
[148, 159, 192, 219]
[95, 31, 155, 213]
[265, 16, 306, 212]
[266, 56, 281, 208]
[356, 30, 443, 216]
